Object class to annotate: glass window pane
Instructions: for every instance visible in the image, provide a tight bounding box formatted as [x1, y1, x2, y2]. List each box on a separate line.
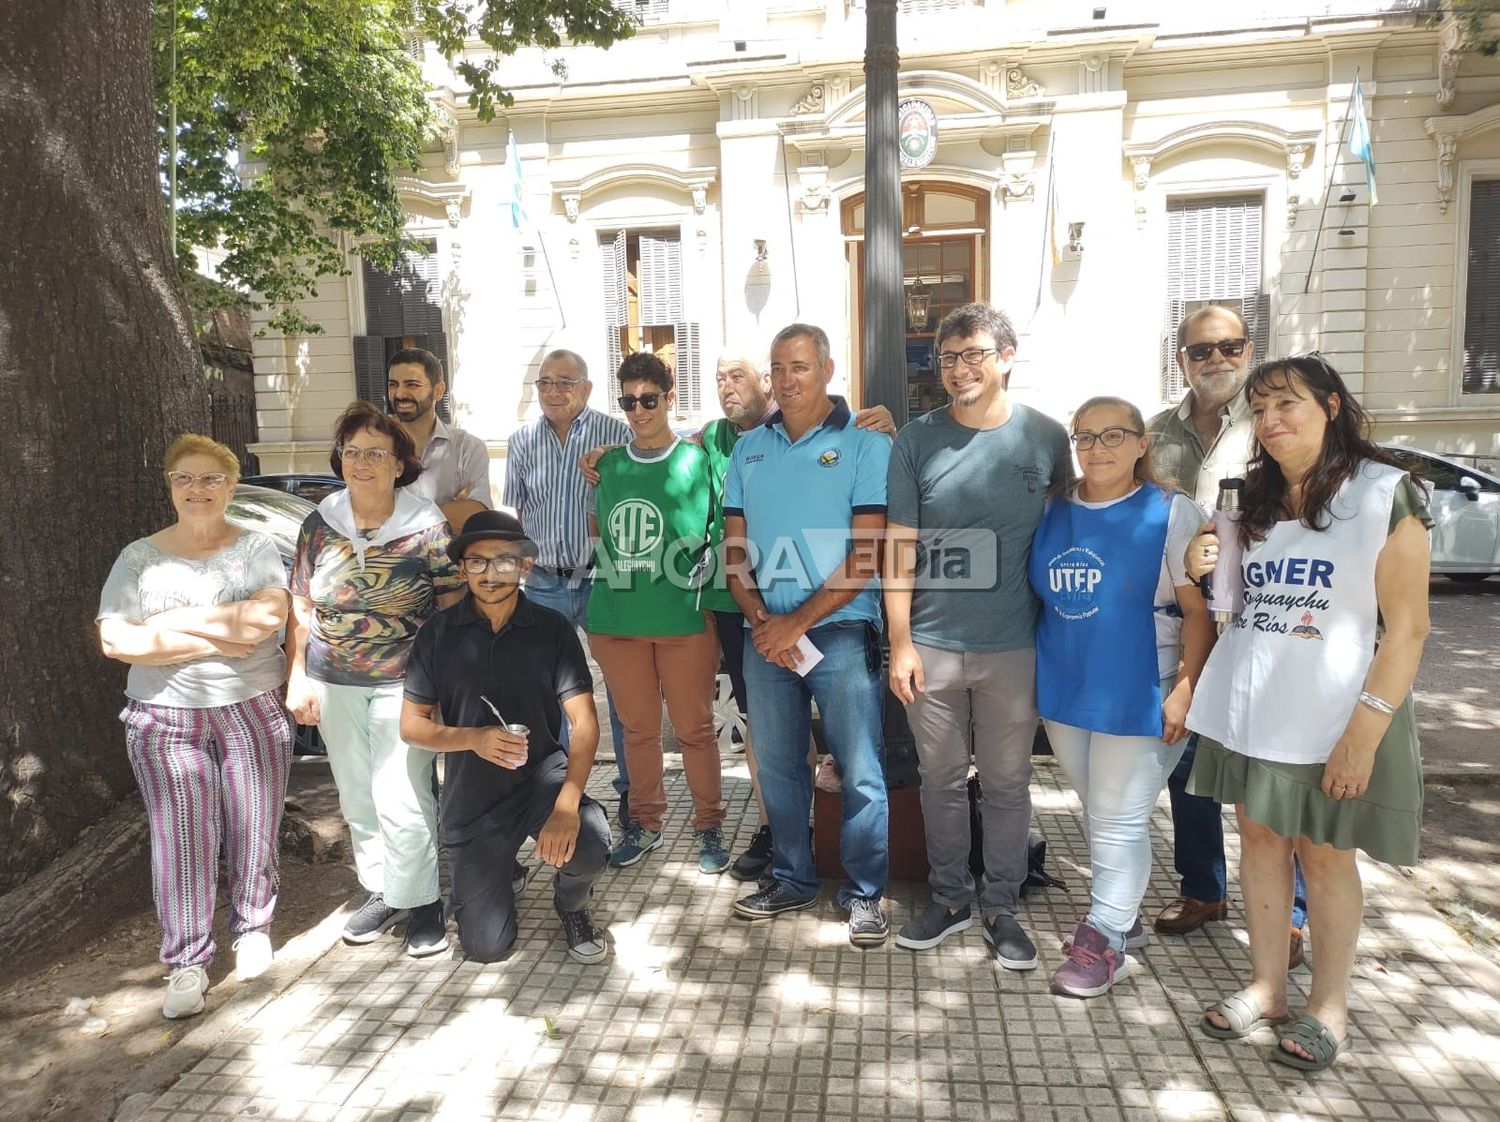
[923, 190, 978, 227]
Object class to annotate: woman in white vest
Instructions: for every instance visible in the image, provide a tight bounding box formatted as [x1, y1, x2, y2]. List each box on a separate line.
[1186, 354, 1431, 1073]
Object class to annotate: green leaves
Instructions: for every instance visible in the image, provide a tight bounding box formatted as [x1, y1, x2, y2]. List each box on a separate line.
[154, 0, 634, 334]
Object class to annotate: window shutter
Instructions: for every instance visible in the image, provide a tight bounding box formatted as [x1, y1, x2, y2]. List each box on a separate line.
[1463, 179, 1500, 395]
[401, 243, 444, 335]
[362, 258, 403, 337]
[673, 322, 701, 415]
[1162, 194, 1268, 401]
[352, 336, 388, 407]
[638, 232, 682, 323]
[601, 230, 628, 404]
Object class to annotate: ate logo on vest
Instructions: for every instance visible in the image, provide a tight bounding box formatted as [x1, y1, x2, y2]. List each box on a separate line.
[607, 499, 664, 558]
[1046, 546, 1105, 620]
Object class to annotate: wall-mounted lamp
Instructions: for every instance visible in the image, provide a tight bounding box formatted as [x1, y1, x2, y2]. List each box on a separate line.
[1066, 221, 1086, 254]
[905, 279, 932, 332]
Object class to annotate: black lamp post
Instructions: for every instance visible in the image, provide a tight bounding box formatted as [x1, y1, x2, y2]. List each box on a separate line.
[862, 0, 906, 429]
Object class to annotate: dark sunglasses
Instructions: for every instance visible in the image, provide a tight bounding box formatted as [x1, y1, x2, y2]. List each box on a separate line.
[618, 393, 663, 412]
[1182, 337, 1248, 362]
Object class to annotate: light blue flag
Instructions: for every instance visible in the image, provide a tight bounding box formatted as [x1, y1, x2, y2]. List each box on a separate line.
[506, 132, 529, 229]
[1348, 80, 1377, 205]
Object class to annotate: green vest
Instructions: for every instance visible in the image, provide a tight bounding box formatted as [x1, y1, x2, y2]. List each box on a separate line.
[586, 440, 713, 637]
[698, 418, 742, 613]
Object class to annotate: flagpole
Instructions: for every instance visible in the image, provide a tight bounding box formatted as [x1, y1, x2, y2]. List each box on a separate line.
[1303, 66, 1361, 296]
[1033, 133, 1058, 318]
[536, 232, 566, 329]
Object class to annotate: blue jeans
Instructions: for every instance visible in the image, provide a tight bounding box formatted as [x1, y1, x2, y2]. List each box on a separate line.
[1171, 734, 1307, 929]
[524, 569, 629, 800]
[743, 620, 887, 906]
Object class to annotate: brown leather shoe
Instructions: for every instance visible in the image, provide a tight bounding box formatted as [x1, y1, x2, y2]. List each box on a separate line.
[1153, 896, 1230, 936]
[1289, 927, 1305, 970]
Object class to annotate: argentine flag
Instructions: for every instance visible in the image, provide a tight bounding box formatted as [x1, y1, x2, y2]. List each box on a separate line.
[506, 132, 530, 229]
[1348, 81, 1377, 206]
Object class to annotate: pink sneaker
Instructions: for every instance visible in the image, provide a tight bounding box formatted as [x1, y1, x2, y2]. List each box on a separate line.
[1051, 921, 1134, 998]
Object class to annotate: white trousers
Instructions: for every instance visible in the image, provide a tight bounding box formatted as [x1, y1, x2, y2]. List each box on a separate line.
[314, 680, 439, 910]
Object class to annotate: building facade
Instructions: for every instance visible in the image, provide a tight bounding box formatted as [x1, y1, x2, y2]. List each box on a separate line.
[248, 1, 1500, 497]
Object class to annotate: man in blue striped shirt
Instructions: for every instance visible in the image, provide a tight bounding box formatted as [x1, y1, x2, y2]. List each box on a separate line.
[504, 349, 633, 824]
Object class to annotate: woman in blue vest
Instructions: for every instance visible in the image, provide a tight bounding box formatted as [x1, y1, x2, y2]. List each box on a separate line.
[1028, 396, 1215, 998]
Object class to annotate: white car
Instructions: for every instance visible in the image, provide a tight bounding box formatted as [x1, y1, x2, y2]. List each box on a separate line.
[1383, 445, 1500, 583]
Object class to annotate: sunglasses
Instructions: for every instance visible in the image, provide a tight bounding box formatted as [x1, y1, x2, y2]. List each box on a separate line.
[1181, 337, 1248, 362]
[618, 393, 663, 412]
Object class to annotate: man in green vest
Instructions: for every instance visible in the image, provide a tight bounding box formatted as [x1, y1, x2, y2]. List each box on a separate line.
[581, 350, 894, 881]
[586, 352, 728, 873]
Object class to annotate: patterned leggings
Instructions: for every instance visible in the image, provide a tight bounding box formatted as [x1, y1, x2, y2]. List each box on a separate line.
[123, 690, 293, 969]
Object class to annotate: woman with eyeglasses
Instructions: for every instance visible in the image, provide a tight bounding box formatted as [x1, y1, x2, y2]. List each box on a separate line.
[1186, 355, 1431, 1072]
[585, 352, 728, 875]
[1027, 397, 1215, 999]
[285, 402, 464, 957]
[97, 435, 293, 1019]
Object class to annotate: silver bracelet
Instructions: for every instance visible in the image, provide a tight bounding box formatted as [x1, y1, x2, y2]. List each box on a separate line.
[1358, 691, 1397, 716]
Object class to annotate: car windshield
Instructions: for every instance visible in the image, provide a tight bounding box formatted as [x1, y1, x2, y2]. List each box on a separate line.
[227, 486, 313, 557]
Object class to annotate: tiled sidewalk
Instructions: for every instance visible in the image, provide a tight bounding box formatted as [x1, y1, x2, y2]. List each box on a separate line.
[132, 758, 1500, 1122]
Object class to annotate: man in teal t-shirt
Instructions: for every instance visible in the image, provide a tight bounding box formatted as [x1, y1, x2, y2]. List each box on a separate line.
[586, 352, 728, 876]
[885, 301, 1071, 968]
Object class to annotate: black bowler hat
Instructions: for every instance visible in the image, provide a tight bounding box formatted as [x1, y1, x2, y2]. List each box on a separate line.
[447, 509, 539, 563]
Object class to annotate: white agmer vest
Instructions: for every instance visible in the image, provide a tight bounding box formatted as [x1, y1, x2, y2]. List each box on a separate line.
[1187, 461, 1406, 765]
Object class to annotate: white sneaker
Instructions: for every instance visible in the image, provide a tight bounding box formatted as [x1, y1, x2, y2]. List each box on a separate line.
[233, 931, 274, 982]
[163, 964, 209, 1019]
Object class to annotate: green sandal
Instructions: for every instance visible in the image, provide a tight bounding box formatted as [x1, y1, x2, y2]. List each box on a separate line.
[1201, 991, 1293, 1041]
[1272, 1012, 1353, 1072]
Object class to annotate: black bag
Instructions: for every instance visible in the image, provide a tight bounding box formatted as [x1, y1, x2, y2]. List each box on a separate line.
[967, 774, 1065, 895]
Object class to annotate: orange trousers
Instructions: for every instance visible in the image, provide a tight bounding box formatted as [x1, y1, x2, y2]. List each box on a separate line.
[589, 623, 725, 833]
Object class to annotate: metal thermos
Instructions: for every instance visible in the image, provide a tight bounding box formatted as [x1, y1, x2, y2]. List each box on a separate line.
[1201, 478, 1246, 625]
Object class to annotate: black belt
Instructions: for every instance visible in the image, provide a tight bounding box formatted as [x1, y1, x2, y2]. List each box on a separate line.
[536, 563, 590, 579]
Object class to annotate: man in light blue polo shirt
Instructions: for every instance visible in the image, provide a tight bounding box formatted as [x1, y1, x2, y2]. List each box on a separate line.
[722, 322, 892, 947]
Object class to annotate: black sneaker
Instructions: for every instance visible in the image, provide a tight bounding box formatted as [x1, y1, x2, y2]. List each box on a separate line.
[733, 880, 817, 919]
[729, 825, 773, 882]
[405, 901, 448, 958]
[848, 897, 889, 947]
[983, 913, 1039, 971]
[512, 861, 528, 896]
[342, 892, 408, 944]
[556, 904, 609, 964]
[895, 902, 973, 950]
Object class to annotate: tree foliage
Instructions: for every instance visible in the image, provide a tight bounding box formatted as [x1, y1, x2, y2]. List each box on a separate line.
[156, 0, 636, 334]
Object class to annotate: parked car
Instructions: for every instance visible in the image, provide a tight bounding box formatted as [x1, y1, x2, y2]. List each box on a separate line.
[225, 484, 324, 754]
[1383, 445, 1500, 582]
[241, 473, 345, 504]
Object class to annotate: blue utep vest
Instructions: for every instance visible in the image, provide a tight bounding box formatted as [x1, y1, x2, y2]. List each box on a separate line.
[1028, 484, 1171, 737]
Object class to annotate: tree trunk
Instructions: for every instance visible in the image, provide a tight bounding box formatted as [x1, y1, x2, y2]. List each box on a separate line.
[0, 1, 207, 893]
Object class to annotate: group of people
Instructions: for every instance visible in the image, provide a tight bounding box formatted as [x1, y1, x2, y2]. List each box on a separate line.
[100, 303, 1430, 1074]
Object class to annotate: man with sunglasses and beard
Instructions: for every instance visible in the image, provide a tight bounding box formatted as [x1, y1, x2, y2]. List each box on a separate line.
[399, 510, 612, 965]
[1146, 305, 1308, 969]
[586, 352, 729, 874]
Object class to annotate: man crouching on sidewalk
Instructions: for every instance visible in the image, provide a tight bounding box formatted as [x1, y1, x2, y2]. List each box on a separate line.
[400, 509, 612, 964]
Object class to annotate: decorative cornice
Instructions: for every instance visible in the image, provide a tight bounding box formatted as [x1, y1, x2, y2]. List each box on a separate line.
[552, 163, 718, 210]
[1123, 120, 1321, 164]
[395, 177, 471, 226]
[1424, 104, 1500, 213]
[1123, 122, 1318, 229]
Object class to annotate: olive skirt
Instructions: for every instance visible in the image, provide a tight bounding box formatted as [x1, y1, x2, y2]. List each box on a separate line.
[1186, 697, 1423, 867]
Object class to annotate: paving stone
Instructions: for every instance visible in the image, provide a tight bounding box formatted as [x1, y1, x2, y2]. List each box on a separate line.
[125, 763, 1500, 1121]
